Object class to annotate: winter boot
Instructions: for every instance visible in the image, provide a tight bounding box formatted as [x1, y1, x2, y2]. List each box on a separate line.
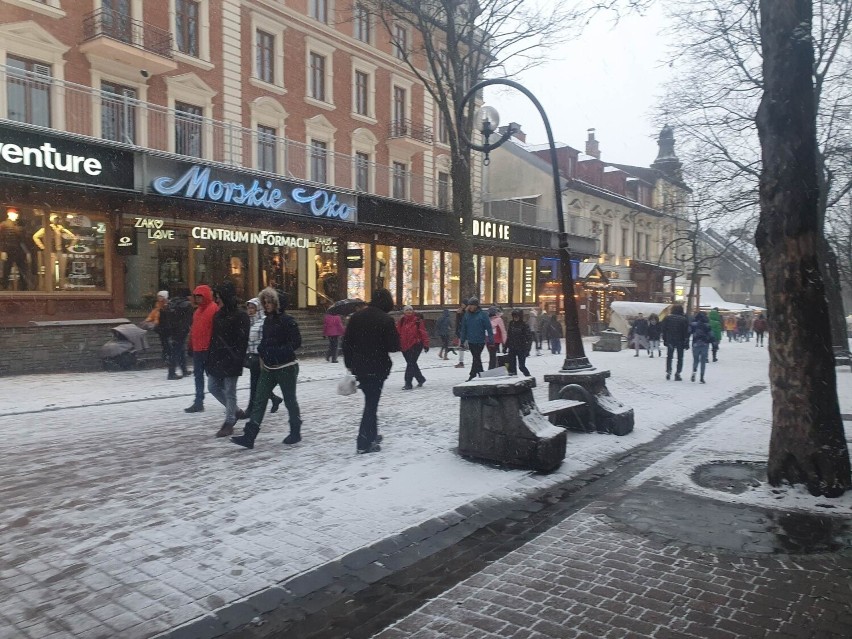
[231, 422, 260, 449]
[674, 374, 682, 381]
[184, 402, 204, 413]
[270, 395, 283, 413]
[666, 372, 671, 380]
[357, 442, 381, 454]
[215, 421, 235, 438]
[282, 420, 302, 445]
[235, 408, 248, 420]
[691, 373, 696, 382]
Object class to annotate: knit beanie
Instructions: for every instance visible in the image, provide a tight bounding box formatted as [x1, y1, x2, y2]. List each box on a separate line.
[157, 290, 169, 300]
[403, 305, 414, 312]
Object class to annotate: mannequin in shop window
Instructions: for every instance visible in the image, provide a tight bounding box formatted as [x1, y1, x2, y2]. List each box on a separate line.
[376, 251, 387, 289]
[0, 209, 30, 290]
[32, 213, 76, 288]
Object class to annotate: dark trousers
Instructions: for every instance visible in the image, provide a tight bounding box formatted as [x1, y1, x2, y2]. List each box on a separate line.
[357, 375, 384, 450]
[326, 336, 339, 362]
[711, 341, 719, 360]
[246, 356, 281, 414]
[487, 343, 501, 369]
[507, 348, 530, 376]
[192, 351, 208, 403]
[1, 251, 29, 290]
[467, 342, 485, 380]
[168, 334, 187, 375]
[403, 343, 425, 386]
[249, 364, 300, 429]
[666, 345, 684, 375]
[534, 332, 542, 350]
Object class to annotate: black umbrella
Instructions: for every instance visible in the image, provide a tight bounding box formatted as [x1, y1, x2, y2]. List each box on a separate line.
[327, 298, 366, 316]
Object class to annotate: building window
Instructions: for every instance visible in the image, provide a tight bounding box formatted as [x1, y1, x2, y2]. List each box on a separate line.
[437, 113, 449, 144]
[101, 81, 137, 144]
[175, 0, 200, 57]
[393, 161, 407, 199]
[310, 139, 328, 184]
[175, 101, 203, 158]
[393, 86, 406, 129]
[354, 4, 371, 43]
[310, 52, 326, 101]
[102, 0, 133, 43]
[621, 227, 629, 257]
[603, 223, 611, 254]
[645, 234, 651, 261]
[437, 171, 450, 210]
[6, 56, 51, 128]
[393, 24, 408, 60]
[355, 152, 369, 191]
[257, 125, 276, 173]
[256, 29, 275, 84]
[309, 0, 328, 23]
[354, 71, 369, 116]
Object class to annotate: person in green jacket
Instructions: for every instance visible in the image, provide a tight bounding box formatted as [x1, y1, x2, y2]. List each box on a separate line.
[708, 307, 723, 362]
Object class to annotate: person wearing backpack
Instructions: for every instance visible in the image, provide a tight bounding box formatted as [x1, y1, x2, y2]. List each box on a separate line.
[486, 306, 507, 369]
[505, 309, 533, 376]
[397, 305, 430, 389]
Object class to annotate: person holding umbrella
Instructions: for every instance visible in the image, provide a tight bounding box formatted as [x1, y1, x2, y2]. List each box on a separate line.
[342, 288, 400, 454]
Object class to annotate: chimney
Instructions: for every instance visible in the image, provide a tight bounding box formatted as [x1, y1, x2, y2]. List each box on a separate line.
[498, 123, 525, 143]
[585, 128, 600, 159]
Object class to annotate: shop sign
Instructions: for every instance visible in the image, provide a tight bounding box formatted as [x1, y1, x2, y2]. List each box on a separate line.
[472, 219, 510, 241]
[0, 123, 135, 189]
[524, 263, 535, 298]
[345, 248, 364, 269]
[135, 217, 175, 240]
[116, 229, 138, 255]
[148, 160, 357, 222]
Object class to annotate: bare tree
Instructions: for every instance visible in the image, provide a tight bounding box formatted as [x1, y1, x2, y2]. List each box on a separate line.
[756, 0, 850, 496]
[661, 0, 852, 348]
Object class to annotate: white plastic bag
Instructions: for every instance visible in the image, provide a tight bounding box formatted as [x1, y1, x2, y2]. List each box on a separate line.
[337, 373, 357, 396]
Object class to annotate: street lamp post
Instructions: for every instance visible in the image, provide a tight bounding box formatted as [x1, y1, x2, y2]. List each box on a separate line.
[458, 79, 634, 436]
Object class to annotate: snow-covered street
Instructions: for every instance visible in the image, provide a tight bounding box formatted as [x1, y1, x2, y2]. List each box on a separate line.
[1, 339, 850, 639]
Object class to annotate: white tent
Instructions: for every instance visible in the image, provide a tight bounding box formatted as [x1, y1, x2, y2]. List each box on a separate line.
[608, 301, 671, 336]
[698, 287, 765, 312]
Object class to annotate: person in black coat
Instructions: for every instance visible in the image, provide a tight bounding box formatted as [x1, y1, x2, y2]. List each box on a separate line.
[661, 304, 689, 381]
[232, 287, 303, 449]
[159, 287, 194, 379]
[505, 309, 533, 376]
[342, 288, 401, 454]
[689, 311, 715, 383]
[206, 282, 250, 437]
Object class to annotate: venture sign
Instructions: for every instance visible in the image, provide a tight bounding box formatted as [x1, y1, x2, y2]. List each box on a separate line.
[150, 162, 357, 222]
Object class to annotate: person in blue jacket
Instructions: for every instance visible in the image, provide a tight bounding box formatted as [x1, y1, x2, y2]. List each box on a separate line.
[689, 311, 716, 384]
[459, 297, 493, 381]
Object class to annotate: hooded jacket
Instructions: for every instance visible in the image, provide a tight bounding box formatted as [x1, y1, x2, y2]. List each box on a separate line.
[707, 309, 723, 342]
[246, 298, 265, 355]
[257, 288, 302, 368]
[506, 317, 533, 353]
[436, 309, 451, 337]
[189, 285, 219, 352]
[690, 312, 715, 346]
[158, 291, 193, 340]
[323, 313, 345, 338]
[342, 289, 401, 379]
[397, 313, 430, 351]
[206, 282, 250, 378]
[489, 312, 507, 346]
[460, 305, 493, 345]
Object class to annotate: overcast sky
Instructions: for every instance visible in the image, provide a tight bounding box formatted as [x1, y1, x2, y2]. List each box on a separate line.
[483, 3, 672, 167]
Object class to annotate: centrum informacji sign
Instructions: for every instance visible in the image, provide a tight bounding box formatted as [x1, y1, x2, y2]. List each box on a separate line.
[146, 157, 357, 223]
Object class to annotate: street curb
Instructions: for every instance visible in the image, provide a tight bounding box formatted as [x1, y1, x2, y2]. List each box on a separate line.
[156, 384, 769, 639]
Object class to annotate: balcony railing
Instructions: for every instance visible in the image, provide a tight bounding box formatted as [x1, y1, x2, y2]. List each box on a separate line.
[82, 8, 173, 59]
[388, 118, 433, 145]
[0, 64, 445, 208]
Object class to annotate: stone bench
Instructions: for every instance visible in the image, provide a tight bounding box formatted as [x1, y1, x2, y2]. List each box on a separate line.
[453, 376, 566, 472]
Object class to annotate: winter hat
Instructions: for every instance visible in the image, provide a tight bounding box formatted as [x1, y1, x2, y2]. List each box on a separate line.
[157, 290, 169, 300]
[487, 306, 498, 317]
[403, 305, 414, 312]
[467, 297, 480, 306]
[511, 309, 521, 317]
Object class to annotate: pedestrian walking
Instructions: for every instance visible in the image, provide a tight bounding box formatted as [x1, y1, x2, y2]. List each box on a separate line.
[661, 304, 689, 381]
[724, 314, 737, 342]
[158, 287, 193, 380]
[398, 305, 430, 389]
[341, 288, 401, 454]
[240, 297, 282, 419]
[536, 308, 549, 354]
[184, 284, 219, 413]
[753, 313, 768, 346]
[689, 311, 715, 383]
[631, 312, 650, 357]
[459, 297, 493, 381]
[527, 307, 539, 355]
[142, 291, 170, 368]
[736, 315, 747, 342]
[454, 304, 467, 368]
[546, 314, 563, 355]
[486, 306, 507, 369]
[708, 307, 723, 362]
[435, 309, 453, 359]
[206, 282, 250, 438]
[505, 309, 533, 376]
[231, 288, 302, 449]
[323, 311, 345, 363]
[647, 313, 662, 358]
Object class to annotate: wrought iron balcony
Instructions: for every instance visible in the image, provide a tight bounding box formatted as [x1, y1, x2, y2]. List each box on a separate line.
[388, 119, 434, 146]
[82, 8, 173, 60]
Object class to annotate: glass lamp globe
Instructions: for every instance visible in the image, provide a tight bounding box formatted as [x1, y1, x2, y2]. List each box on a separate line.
[474, 105, 500, 135]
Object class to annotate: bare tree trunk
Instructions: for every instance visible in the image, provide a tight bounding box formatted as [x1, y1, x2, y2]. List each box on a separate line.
[451, 149, 477, 300]
[756, 0, 850, 497]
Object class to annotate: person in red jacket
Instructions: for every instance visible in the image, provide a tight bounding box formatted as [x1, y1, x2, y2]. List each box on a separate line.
[397, 305, 430, 390]
[185, 284, 219, 413]
[323, 312, 345, 363]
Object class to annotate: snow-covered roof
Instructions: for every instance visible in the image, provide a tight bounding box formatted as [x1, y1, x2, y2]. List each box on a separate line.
[699, 287, 765, 312]
[578, 152, 597, 161]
